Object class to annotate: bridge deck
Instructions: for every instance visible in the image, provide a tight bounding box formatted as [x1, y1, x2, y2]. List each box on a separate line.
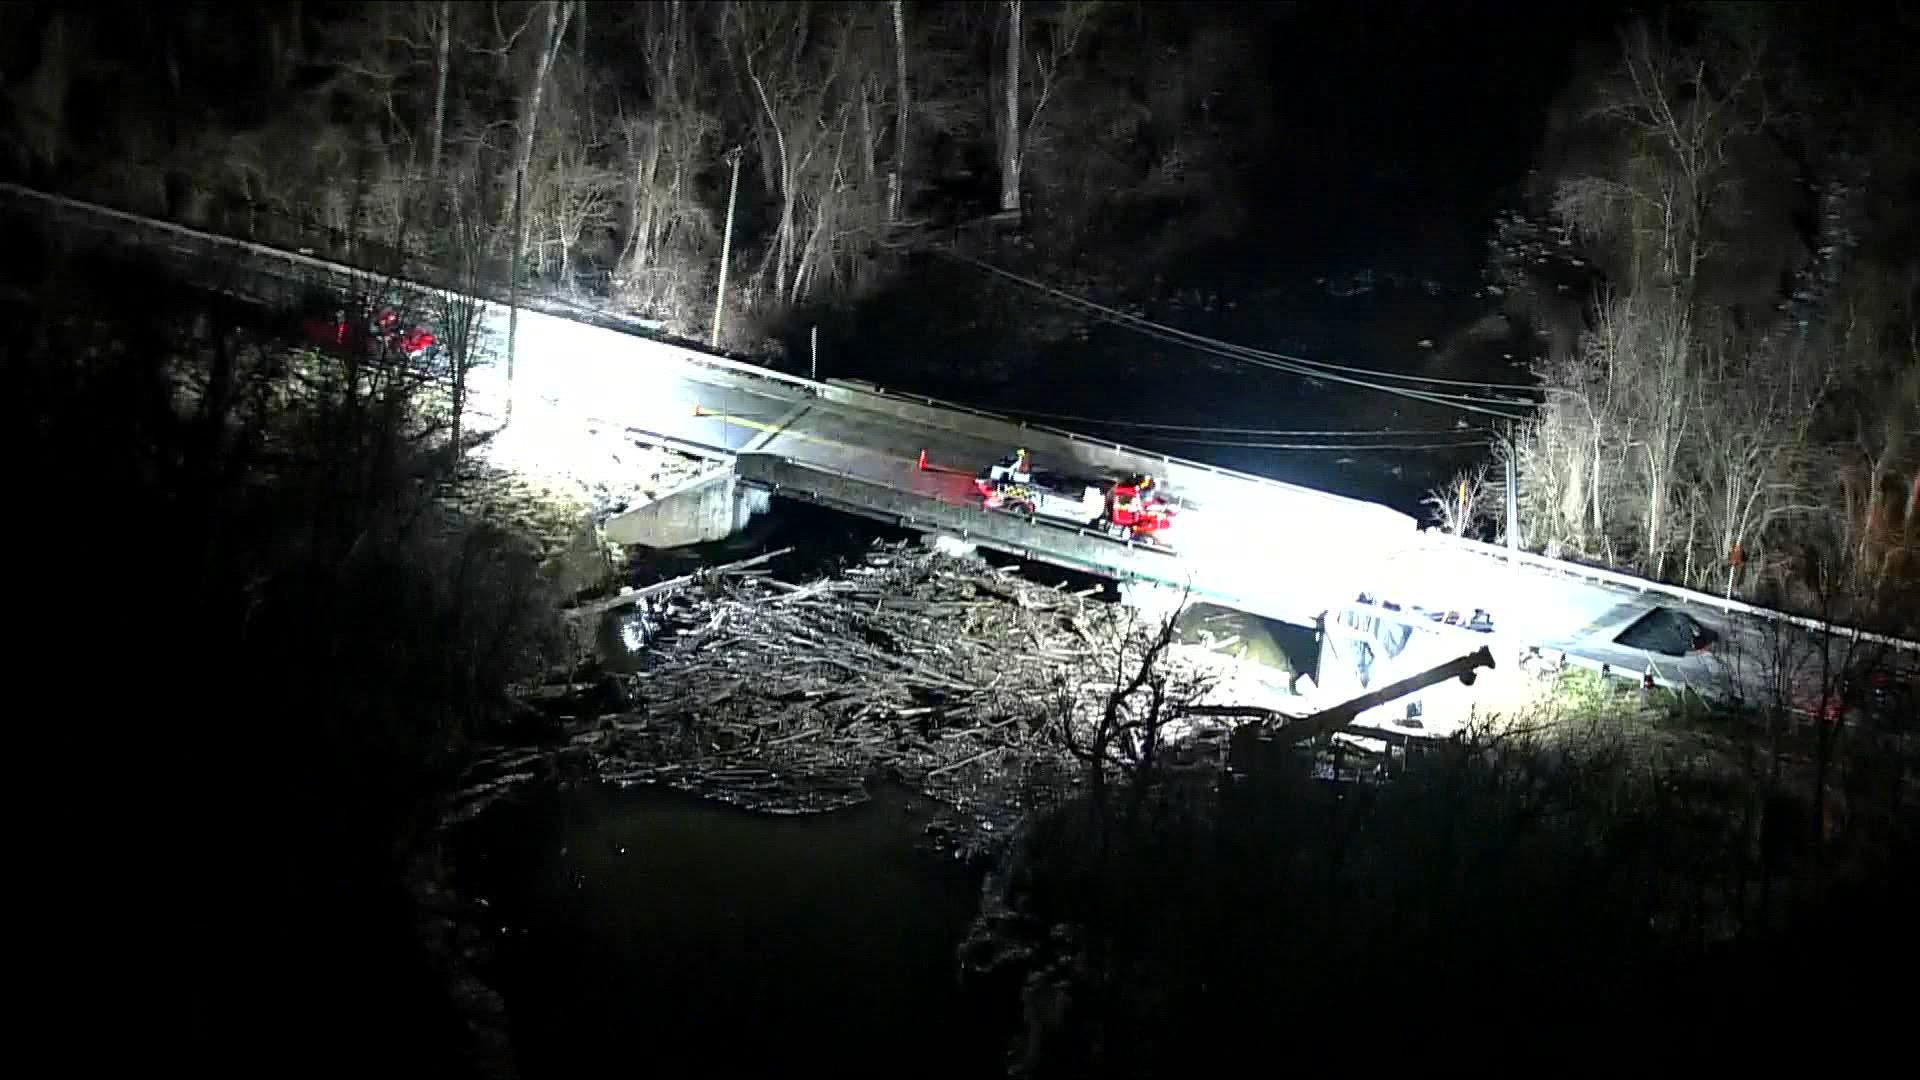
[10, 180, 1915, 706]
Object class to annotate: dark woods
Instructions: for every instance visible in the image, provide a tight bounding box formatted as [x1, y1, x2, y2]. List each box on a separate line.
[5, 221, 559, 1071]
[3, 3, 1918, 1078]
[0, 1, 1289, 348]
[1494, 5, 1920, 618]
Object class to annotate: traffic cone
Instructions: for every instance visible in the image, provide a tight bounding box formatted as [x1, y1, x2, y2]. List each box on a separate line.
[693, 404, 705, 417]
[917, 449, 928, 471]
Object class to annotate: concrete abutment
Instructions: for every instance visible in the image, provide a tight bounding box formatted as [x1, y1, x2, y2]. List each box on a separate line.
[602, 468, 770, 548]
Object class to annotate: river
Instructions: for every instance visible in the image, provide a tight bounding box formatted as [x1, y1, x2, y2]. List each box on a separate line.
[454, 780, 1005, 1078]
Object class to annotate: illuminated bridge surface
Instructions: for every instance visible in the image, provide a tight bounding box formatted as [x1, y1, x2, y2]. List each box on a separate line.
[458, 298, 1418, 628]
[8, 181, 1915, 704]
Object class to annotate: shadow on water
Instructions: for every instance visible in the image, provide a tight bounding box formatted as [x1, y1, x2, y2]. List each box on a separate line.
[455, 781, 1002, 1079]
[626, 498, 924, 587]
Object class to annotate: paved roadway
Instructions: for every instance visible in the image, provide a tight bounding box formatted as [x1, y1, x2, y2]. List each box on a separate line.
[457, 305, 1422, 626]
[1370, 533, 1920, 707]
[472, 317, 1918, 707]
[7, 179, 1914, 706]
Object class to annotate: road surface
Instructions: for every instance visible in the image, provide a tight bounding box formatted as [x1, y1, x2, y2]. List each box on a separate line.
[6, 179, 1913, 707]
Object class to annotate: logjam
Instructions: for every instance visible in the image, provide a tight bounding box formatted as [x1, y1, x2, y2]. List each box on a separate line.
[568, 542, 1228, 813]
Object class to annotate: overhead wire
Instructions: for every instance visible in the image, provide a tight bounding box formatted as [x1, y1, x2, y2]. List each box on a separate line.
[930, 247, 1537, 421]
[1141, 436, 1492, 451]
[941, 246, 1538, 392]
[987, 404, 1486, 437]
[1069, 300, 1532, 421]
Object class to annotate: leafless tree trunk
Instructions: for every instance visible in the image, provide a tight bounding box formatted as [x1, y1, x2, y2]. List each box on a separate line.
[1570, 20, 1764, 299]
[608, 1, 719, 328]
[439, 171, 493, 476]
[1626, 294, 1694, 578]
[502, 0, 573, 422]
[15, 11, 71, 174]
[890, 0, 908, 222]
[991, 1, 1096, 222]
[998, 0, 1022, 216]
[428, 0, 451, 184]
[727, 1, 891, 308]
[513, 0, 575, 268]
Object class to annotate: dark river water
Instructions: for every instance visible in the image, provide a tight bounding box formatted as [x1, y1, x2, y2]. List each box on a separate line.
[455, 781, 1002, 1079]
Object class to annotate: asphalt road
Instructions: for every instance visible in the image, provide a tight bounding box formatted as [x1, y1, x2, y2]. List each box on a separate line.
[458, 306, 1919, 704]
[9, 176, 1901, 707]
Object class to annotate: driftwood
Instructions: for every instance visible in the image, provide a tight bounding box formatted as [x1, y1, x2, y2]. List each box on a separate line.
[566, 546, 796, 619]
[570, 542, 1226, 807]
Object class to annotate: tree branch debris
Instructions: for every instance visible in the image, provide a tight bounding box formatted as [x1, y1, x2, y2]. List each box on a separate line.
[553, 544, 1248, 814]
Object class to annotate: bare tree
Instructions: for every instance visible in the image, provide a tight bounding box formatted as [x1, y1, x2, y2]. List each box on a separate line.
[1620, 292, 1695, 578]
[612, 1, 720, 325]
[998, 0, 1022, 217]
[1824, 295, 1920, 595]
[428, 0, 453, 185]
[525, 59, 619, 291]
[1051, 595, 1207, 788]
[1692, 325, 1827, 595]
[436, 169, 495, 472]
[1424, 464, 1495, 539]
[8, 10, 73, 175]
[995, 0, 1098, 224]
[1519, 292, 1637, 562]
[727, 0, 893, 308]
[1573, 19, 1767, 297]
[512, 0, 576, 271]
[890, 0, 909, 223]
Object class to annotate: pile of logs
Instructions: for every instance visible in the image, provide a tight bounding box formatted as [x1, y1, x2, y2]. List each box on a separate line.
[568, 543, 1207, 813]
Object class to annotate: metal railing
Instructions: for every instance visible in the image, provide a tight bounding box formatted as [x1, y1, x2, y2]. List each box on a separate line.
[735, 454, 1353, 625]
[1427, 529, 1920, 653]
[0, 181, 827, 403]
[825, 378, 1420, 519]
[31, 178, 1902, 654]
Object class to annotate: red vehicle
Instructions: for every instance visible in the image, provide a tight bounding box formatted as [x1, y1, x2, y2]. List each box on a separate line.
[302, 303, 437, 362]
[1106, 472, 1175, 542]
[968, 450, 1176, 544]
[1819, 669, 1916, 730]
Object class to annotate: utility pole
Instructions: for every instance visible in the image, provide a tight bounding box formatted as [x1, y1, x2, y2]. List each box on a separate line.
[711, 147, 743, 349]
[1504, 434, 1519, 556]
[505, 167, 524, 428]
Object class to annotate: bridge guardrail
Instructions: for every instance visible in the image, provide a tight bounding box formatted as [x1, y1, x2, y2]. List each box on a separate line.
[37, 180, 1895, 650]
[3, 182, 1397, 516]
[0, 181, 829, 403]
[823, 379, 1418, 525]
[733, 451, 1253, 585]
[1426, 529, 1920, 653]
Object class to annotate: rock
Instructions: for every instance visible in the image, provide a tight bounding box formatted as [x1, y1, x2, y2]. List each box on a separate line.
[548, 515, 617, 601]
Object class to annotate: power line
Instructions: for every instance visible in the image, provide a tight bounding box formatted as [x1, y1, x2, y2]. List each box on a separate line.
[1067, 301, 1534, 421]
[1144, 436, 1493, 450]
[944, 247, 1539, 392]
[992, 405, 1485, 437]
[932, 247, 1538, 419]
